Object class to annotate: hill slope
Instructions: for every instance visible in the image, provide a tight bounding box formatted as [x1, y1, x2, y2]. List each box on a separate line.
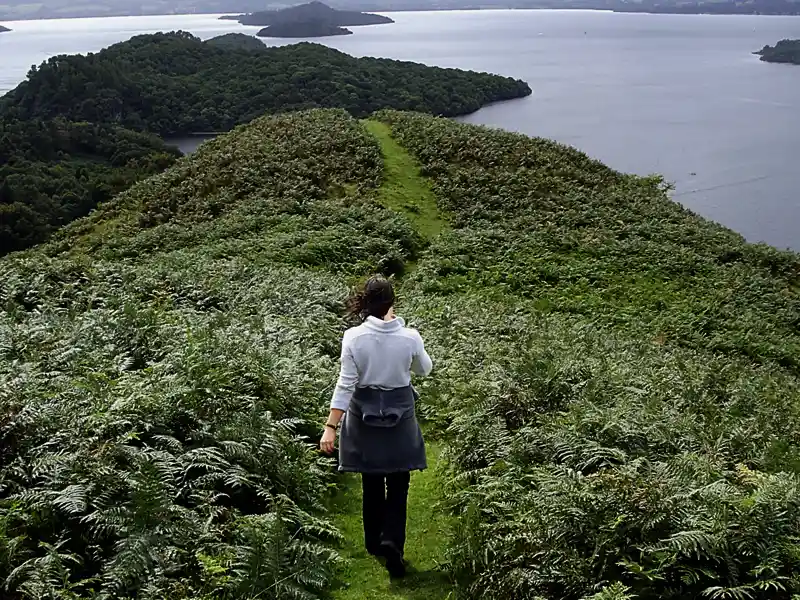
[204, 32, 267, 51]
[0, 32, 531, 137]
[0, 117, 179, 255]
[232, 1, 394, 26]
[2, 109, 800, 600]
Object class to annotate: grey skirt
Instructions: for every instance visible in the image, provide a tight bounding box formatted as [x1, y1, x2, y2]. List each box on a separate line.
[338, 385, 427, 474]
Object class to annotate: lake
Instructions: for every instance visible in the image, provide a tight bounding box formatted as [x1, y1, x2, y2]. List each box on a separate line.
[1, 11, 799, 249]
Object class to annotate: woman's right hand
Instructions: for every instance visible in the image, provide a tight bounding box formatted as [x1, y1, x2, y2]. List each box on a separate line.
[320, 427, 336, 455]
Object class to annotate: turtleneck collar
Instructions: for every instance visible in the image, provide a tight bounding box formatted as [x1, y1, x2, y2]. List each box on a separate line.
[363, 315, 405, 332]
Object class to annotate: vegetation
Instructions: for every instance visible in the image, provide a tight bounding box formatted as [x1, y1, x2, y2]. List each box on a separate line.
[230, 1, 393, 26]
[258, 22, 353, 38]
[4, 106, 800, 599]
[0, 32, 531, 137]
[0, 117, 179, 255]
[756, 39, 800, 64]
[378, 110, 800, 600]
[0, 32, 529, 254]
[203, 33, 267, 51]
[0, 109, 424, 599]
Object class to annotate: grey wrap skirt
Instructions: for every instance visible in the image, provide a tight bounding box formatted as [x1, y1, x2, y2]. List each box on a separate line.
[338, 385, 427, 474]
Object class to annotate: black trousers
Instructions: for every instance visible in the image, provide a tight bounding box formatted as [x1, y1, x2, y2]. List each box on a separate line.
[361, 472, 410, 556]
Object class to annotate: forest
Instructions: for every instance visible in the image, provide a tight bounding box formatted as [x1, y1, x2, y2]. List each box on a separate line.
[756, 39, 800, 64]
[0, 32, 530, 256]
[0, 118, 179, 254]
[0, 32, 531, 137]
[1, 108, 800, 600]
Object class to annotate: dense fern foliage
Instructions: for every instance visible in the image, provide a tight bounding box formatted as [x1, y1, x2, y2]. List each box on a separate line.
[0, 32, 531, 136]
[4, 108, 800, 599]
[0, 110, 420, 599]
[0, 117, 179, 255]
[375, 111, 800, 599]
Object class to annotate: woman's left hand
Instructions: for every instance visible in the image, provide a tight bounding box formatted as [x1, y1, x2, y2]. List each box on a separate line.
[320, 427, 336, 455]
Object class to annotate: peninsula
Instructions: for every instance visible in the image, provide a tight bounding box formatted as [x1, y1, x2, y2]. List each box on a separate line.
[0, 25, 10, 33]
[257, 22, 353, 37]
[223, 1, 393, 27]
[756, 39, 800, 64]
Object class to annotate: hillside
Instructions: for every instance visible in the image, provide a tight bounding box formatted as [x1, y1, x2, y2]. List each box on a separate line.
[0, 32, 530, 255]
[756, 39, 800, 64]
[0, 32, 531, 137]
[257, 21, 353, 37]
[204, 32, 267, 51]
[0, 117, 179, 255]
[228, 1, 394, 26]
[2, 109, 800, 599]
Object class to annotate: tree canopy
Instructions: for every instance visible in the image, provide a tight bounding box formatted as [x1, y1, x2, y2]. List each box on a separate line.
[0, 32, 530, 255]
[0, 117, 179, 255]
[203, 32, 267, 51]
[257, 21, 353, 37]
[756, 39, 800, 64]
[0, 32, 532, 137]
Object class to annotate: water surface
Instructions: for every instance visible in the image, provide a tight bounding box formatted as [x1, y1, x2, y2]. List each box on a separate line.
[1, 11, 799, 248]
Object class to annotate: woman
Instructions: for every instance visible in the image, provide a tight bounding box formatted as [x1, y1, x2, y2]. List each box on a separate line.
[320, 275, 432, 579]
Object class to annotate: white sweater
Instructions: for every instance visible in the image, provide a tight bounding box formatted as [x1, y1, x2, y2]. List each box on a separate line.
[330, 316, 433, 412]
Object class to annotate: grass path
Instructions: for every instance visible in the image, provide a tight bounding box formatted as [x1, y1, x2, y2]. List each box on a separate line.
[330, 442, 453, 600]
[362, 120, 449, 240]
[328, 120, 453, 600]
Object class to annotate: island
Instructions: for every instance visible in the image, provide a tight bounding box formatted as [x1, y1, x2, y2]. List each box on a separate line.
[257, 22, 353, 38]
[223, 1, 394, 27]
[205, 32, 267, 50]
[755, 39, 800, 64]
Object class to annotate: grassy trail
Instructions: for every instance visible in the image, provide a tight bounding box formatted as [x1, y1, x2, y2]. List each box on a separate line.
[362, 120, 449, 240]
[330, 443, 453, 600]
[328, 120, 453, 600]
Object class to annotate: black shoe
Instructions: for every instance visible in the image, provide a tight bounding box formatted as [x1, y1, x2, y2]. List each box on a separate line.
[379, 541, 406, 579]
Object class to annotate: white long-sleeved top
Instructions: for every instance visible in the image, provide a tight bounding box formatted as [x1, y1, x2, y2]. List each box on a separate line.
[330, 316, 433, 412]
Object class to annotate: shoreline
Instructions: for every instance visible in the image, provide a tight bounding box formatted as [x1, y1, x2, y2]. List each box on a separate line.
[3, 7, 800, 23]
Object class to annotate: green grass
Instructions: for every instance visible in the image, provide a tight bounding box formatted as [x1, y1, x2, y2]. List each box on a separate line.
[329, 123, 453, 600]
[330, 442, 453, 600]
[362, 120, 449, 242]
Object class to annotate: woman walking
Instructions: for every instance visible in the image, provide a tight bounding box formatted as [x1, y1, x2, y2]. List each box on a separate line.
[320, 276, 432, 578]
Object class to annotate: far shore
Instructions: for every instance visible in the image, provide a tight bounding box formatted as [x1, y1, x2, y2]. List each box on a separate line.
[4, 6, 800, 22]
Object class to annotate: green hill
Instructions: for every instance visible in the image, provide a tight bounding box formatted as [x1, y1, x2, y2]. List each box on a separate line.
[0, 32, 530, 255]
[232, 1, 394, 26]
[204, 32, 267, 51]
[0, 32, 531, 137]
[2, 109, 800, 600]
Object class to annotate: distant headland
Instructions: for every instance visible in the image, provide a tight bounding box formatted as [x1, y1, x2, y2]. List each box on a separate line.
[257, 22, 353, 37]
[221, 1, 394, 28]
[755, 39, 800, 65]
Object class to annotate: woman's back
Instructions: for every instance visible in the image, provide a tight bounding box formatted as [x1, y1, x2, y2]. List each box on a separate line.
[331, 316, 432, 411]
